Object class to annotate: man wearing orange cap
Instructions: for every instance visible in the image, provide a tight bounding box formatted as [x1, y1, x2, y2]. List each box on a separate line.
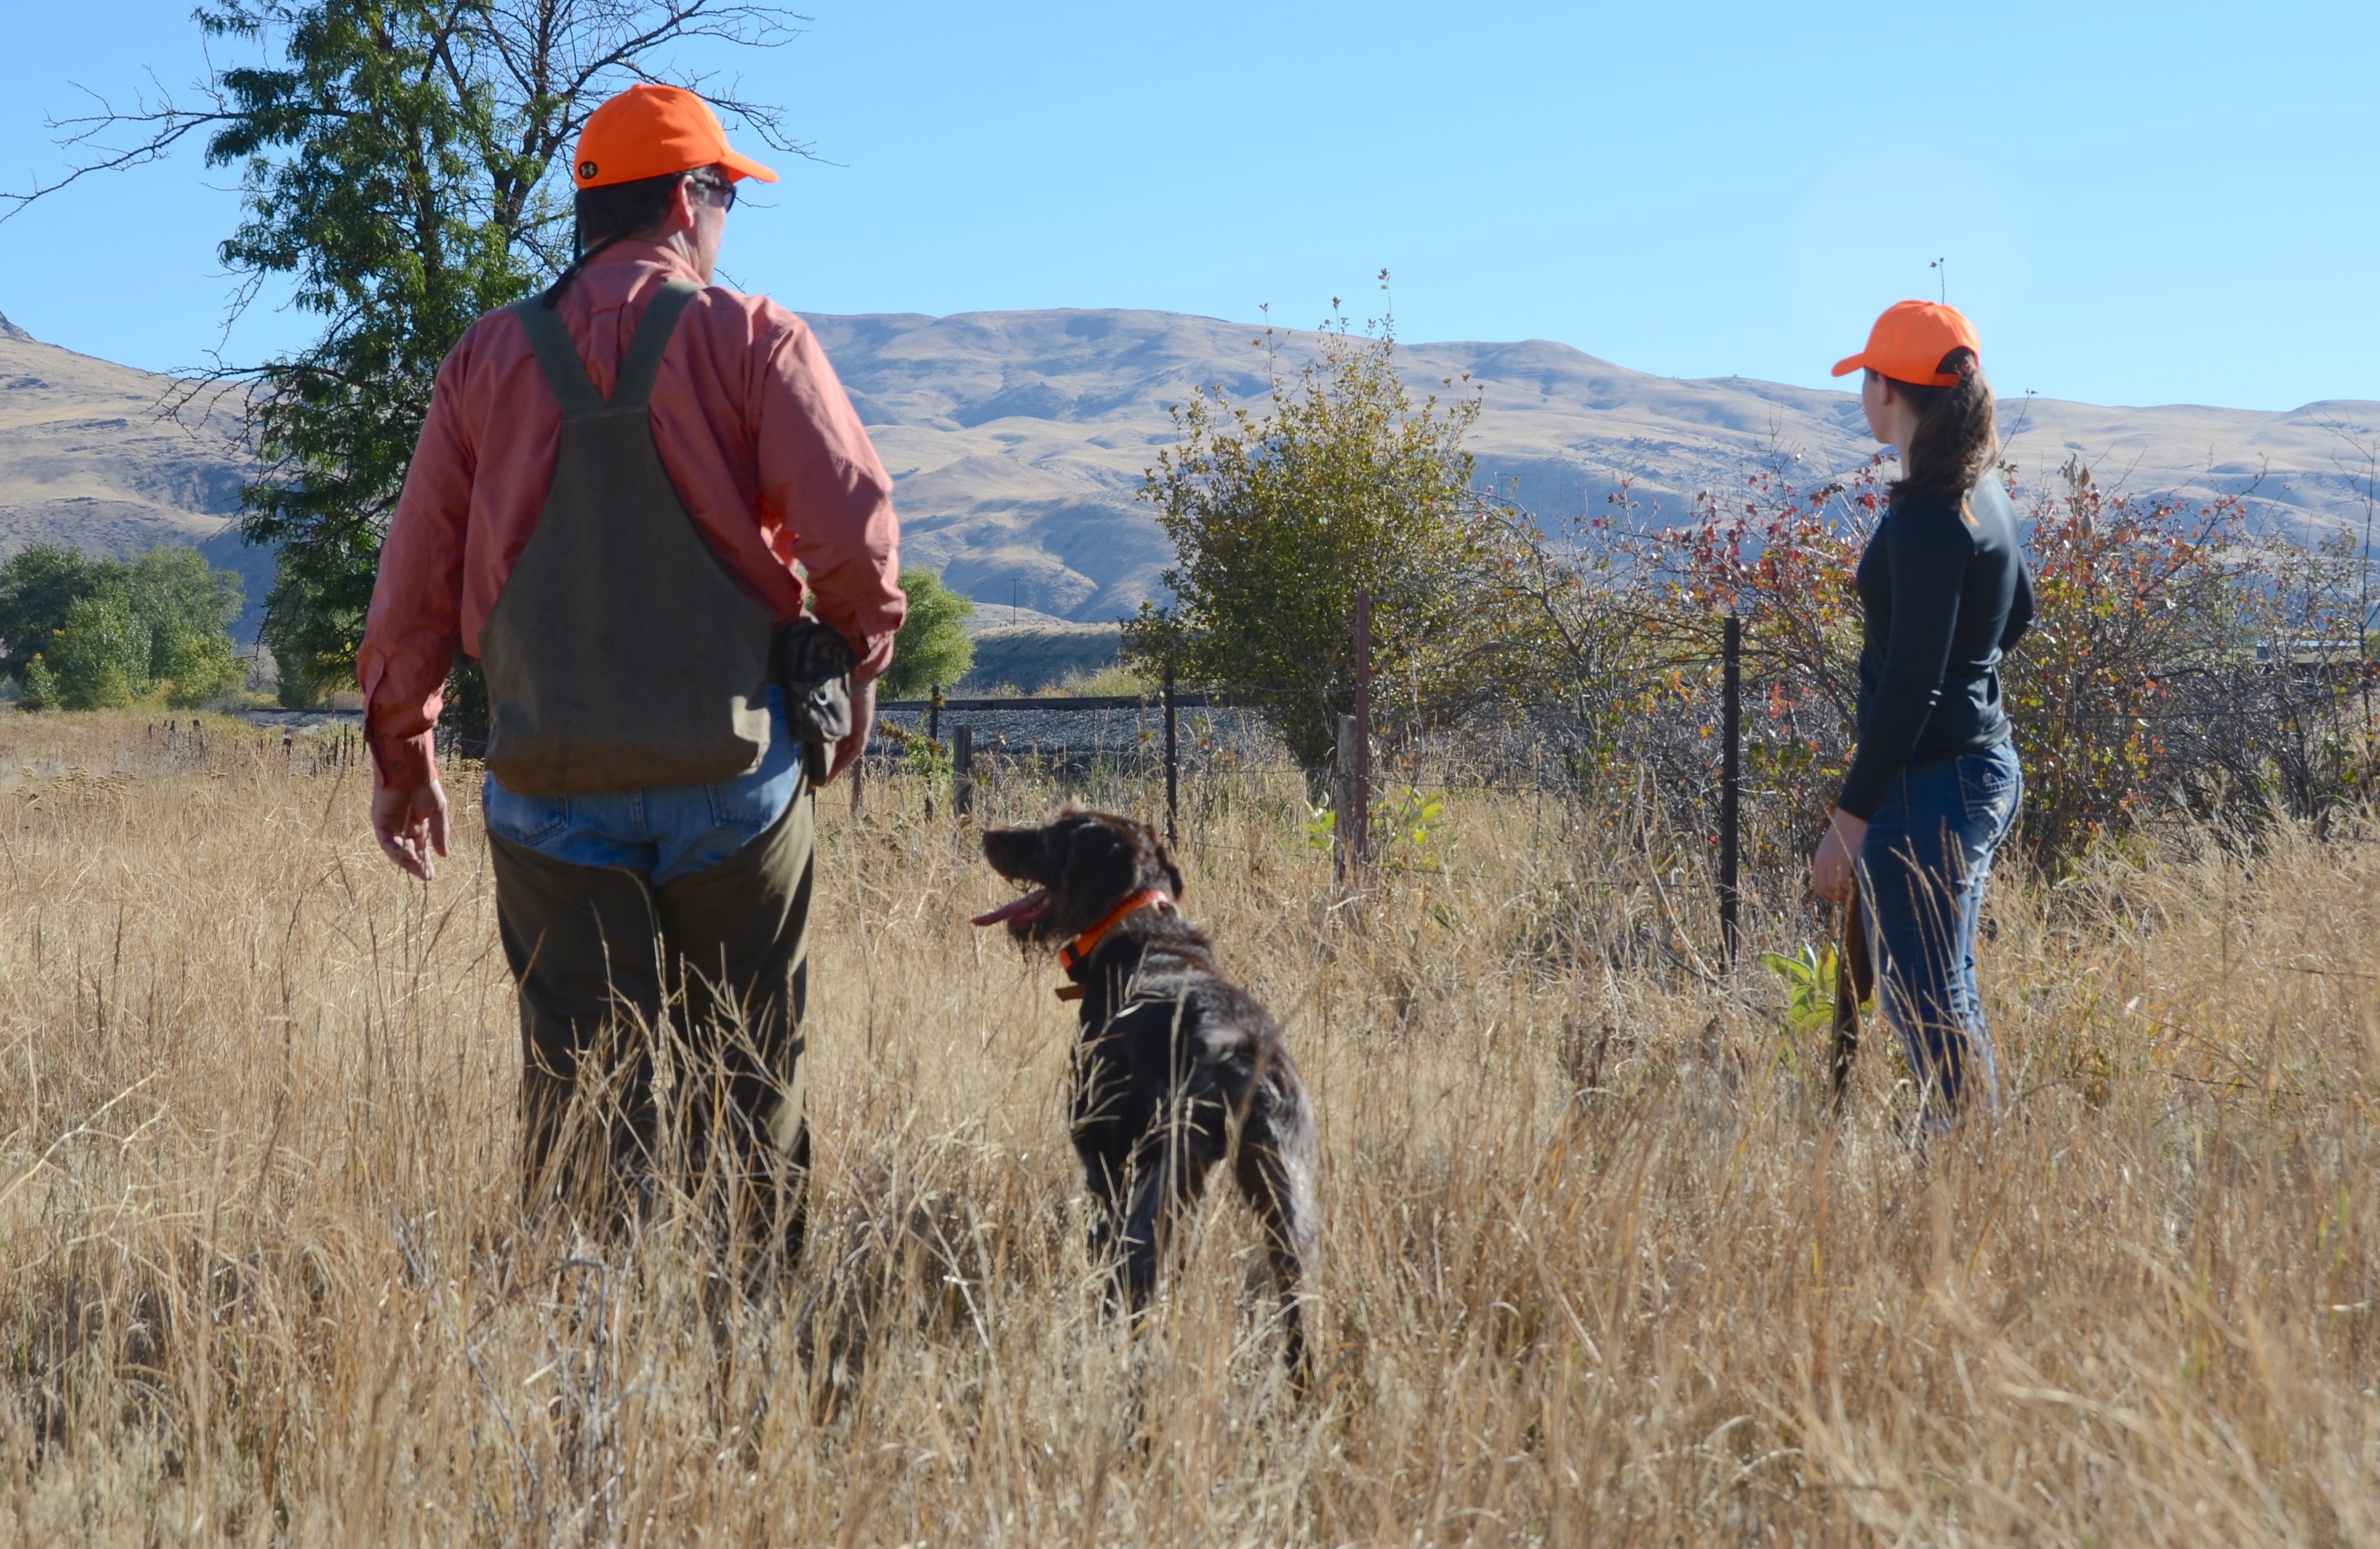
[357, 84, 907, 1265]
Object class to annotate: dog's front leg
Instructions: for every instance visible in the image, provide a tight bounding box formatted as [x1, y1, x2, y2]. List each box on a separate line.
[1117, 1097, 1226, 1316]
[1072, 1032, 1135, 1272]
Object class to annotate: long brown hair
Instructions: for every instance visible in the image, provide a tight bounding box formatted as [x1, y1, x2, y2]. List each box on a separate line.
[1880, 346, 1994, 504]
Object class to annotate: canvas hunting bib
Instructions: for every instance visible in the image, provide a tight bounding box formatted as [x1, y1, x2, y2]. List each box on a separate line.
[479, 280, 776, 795]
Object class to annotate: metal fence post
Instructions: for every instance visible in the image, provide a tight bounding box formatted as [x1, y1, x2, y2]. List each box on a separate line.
[1163, 660, 1179, 849]
[952, 723, 975, 820]
[1720, 612, 1742, 966]
[1352, 588, 1373, 880]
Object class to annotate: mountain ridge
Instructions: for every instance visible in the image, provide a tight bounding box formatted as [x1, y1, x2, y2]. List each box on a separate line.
[5, 304, 2374, 631]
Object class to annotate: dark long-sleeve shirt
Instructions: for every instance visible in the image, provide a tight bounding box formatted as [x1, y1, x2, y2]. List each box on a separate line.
[1836, 477, 2034, 820]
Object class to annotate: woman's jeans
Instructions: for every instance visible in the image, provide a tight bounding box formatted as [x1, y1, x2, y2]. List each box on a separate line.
[1857, 741, 2023, 1132]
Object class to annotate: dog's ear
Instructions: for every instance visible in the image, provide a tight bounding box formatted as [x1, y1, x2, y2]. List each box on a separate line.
[1043, 817, 1127, 928]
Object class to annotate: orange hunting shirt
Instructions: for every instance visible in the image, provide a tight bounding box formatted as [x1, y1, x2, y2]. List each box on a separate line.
[357, 242, 906, 791]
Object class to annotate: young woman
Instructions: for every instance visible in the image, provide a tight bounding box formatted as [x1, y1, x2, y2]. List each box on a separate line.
[1809, 301, 2034, 1132]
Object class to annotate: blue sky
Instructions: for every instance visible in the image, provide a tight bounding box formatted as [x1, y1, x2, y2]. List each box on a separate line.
[4, 1, 2374, 410]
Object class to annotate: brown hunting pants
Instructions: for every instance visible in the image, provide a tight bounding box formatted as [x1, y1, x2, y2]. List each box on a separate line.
[489, 791, 815, 1260]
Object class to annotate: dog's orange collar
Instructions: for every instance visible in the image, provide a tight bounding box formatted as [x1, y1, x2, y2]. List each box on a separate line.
[1056, 888, 1176, 991]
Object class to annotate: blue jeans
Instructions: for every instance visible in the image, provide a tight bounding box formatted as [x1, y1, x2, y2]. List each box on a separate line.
[483, 686, 804, 886]
[1857, 741, 2022, 1131]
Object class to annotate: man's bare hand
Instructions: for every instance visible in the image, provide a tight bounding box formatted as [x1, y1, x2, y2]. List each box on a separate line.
[373, 780, 452, 880]
[825, 678, 876, 786]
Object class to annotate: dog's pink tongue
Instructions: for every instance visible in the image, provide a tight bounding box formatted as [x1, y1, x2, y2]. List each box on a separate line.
[970, 889, 1051, 928]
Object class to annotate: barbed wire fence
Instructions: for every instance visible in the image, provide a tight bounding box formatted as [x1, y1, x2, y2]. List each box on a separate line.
[852, 591, 2380, 979]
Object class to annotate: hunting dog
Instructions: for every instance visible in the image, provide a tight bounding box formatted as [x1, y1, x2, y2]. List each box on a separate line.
[974, 807, 1318, 1384]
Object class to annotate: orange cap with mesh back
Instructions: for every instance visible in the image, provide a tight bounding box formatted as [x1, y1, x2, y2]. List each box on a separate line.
[571, 83, 778, 190]
[1831, 301, 1980, 388]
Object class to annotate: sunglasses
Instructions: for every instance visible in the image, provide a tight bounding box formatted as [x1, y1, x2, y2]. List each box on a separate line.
[688, 175, 736, 212]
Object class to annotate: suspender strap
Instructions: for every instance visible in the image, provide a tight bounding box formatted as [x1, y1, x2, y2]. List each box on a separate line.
[512, 298, 605, 414]
[612, 279, 698, 409]
[510, 277, 701, 414]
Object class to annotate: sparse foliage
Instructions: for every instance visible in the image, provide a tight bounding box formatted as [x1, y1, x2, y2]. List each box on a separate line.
[1652, 451, 2376, 870]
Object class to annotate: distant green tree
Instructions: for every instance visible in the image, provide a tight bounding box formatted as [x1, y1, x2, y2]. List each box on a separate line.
[124, 547, 247, 701]
[0, 544, 112, 684]
[878, 568, 975, 699]
[1121, 304, 1519, 774]
[0, 545, 247, 709]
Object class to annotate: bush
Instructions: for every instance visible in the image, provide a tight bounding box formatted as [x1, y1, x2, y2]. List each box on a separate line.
[161, 632, 247, 708]
[1122, 302, 1537, 776]
[48, 594, 150, 709]
[17, 654, 58, 710]
[1645, 454, 2374, 871]
[878, 568, 975, 700]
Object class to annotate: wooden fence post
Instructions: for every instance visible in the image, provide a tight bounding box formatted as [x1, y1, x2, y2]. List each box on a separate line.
[952, 723, 975, 820]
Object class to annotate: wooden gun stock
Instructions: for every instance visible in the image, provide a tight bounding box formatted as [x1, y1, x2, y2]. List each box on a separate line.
[1828, 886, 1873, 1114]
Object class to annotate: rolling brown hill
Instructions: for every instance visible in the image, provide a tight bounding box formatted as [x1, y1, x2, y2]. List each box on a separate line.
[7, 303, 2376, 636]
[0, 311, 270, 638]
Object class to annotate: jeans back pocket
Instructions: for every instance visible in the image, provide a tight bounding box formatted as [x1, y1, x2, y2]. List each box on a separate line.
[483, 778, 572, 848]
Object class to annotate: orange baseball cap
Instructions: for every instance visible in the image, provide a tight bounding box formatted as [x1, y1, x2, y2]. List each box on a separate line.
[571, 83, 778, 190]
[1831, 300, 1980, 388]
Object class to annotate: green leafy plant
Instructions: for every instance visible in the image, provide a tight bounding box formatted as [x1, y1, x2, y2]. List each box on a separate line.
[48, 594, 149, 709]
[1759, 941, 1842, 1037]
[877, 720, 951, 783]
[1300, 802, 1338, 854]
[0, 545, 247, 710]
[1371, 784, 1447, 874]
[0, 544, 114, 684]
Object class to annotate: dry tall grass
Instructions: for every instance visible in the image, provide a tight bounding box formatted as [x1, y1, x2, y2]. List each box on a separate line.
[3, 713, 2378, 1545]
